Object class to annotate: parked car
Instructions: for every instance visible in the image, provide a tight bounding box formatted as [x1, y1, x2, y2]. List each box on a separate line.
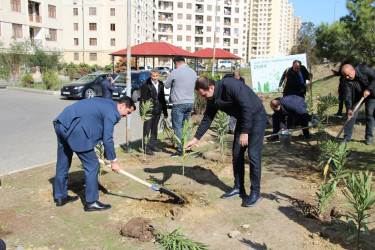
[138, 65, 153, 71]
[112, 71, 151, 101]
[155, 66, 171, 75]
[217, 60, 235, 69]
[60, 73, 117, 99]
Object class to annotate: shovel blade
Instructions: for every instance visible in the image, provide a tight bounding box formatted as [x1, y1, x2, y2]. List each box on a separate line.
[159, 187, 181, 202]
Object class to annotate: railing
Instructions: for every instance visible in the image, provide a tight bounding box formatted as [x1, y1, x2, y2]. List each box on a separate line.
[29, 14, 42, 23]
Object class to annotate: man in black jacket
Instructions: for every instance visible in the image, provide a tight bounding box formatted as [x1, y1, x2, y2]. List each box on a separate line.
[278, 60, 311, 99]
[140, 69, 168, 155]
[186, 76, 267, 207]
[341, 64, 375, 145]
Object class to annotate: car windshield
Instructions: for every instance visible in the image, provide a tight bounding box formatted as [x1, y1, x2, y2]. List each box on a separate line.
[114, 73, 140, 84]
[74, 75, 99, 83]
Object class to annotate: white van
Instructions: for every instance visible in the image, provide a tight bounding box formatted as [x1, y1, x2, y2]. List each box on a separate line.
[217, 60, 234, 69]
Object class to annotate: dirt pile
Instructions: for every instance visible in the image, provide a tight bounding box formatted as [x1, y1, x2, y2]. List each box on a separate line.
[120, 217, 155, 242]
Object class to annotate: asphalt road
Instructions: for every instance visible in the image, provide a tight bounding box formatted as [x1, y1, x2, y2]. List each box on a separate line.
[0, 88, 160, 175]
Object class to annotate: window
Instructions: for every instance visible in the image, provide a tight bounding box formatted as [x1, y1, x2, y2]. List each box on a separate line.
[187, 14, 191, 20]
[90, 38, 97, 46]
[235, 8, 239, 13]
[12, 23, 22, 38]
[89, 23, 97, 31]
[111, 38, 115, 46]
[186, 47, 191, 52]
[11, 0, 21, 12]
[49, 29, 57, 41]
[177, 24, 182, 30]
[178, 2, 183, 8]
[217, 16, 220, 22]
[235, 18, 239, 23]
[110, 8, 115, 16]
[177, 35, 182, 41]
[234, 39, 238, 44]
[110, 23, 115, 31]
[187, 3, 192, 9]
[48, 5, 56, 18]
[89, 53, 97, 61]
[74, 38, 79, 46]
[206, 37, 211, 42]
[74, 23, 78, 31]
[207, 16, 212, 21]
[234, 49, 238, 54]
[73, 8, 78, 15]
[207, 26, 211, 32]
[177, 13, 182, 19]
[74, 53, 79, 60]
[186, 25, 191, 31]
[207, 5, 212, 11]
[89, 7, 96, 15]
[186, 36, 191, 42]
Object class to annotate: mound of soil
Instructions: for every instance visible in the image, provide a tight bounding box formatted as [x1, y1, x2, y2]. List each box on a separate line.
[120, 217, 155, 242]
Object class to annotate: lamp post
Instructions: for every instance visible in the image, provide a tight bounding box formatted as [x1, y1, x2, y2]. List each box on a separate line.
[211, 0, 218, 77]
[125, 0, 132, 151]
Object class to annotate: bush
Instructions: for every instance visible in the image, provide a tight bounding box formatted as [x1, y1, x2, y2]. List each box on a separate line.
[43, 70, 58, 90]
[67, 67, 76, 81]
[76, 66, 89, 77]
[21, 73, 34, 87]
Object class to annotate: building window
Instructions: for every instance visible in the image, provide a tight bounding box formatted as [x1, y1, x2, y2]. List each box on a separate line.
[186, 36, 191, 42]
[177, 35, 182, 41]
[235, 8, 239, 13]
[206, 37, 211, 43]
[110, 23, 115, 31]
[89, 23, 97, 31]
[187, 3, 192, 9]
[186, 25, 191, 31]
[48, 5, 56, 18]
[12, 23, 22, 38]
[49, 29, 57, 41]
[234, 49, 238, 54]
[217, 16, 220, 22]
[207, 16, 212, 21]
[74, 53, 79, 60]
[74, 38, 79, 46]
[186, 47, 191, 52]
[74, 23, 78, 31]
[90, 38, 97, 46]
[10, 0, 21, 12]
[207, 26, 211, 32]
[234, 39, 238, 44]
[89, 7, 96, 16]
[111, 38, 115, 46]
[207, 5, 212, 11]
[187, 14, 191, 20]
[89, 53, 97, 61]
[178, 2, 183, 8]
[235, 18, 239, 23]
[177, 13, 182, 19]
[110, 8, 115, 16]
[73, 8, 78, 15]
[177, 24, 182, 30]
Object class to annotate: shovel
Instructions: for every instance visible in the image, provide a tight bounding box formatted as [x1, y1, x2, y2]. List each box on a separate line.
[98, 159, 181, 202]
[335, 96, 365, 140]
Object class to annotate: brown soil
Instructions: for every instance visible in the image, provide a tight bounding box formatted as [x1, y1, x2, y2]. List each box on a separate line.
[1, 89, 375, 249]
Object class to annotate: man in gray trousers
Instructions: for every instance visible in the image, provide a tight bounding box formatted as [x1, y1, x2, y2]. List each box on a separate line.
[164, 55, 197, 157]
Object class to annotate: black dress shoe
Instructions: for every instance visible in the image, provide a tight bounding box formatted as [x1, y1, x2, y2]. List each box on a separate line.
[220, 186, 247, 199]
[84, 201, 111, 212]
[55, 195, 79, 207]
[152, 147, 162, 152]
[146, 149, 155, 156]
[241, 192, 262, 207]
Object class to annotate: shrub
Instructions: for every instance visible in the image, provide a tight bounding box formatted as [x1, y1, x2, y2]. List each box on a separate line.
[42, 70, 58, 90]
[21, 73, 34, 87]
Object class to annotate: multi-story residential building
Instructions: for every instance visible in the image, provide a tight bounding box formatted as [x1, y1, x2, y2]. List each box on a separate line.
[62, 0, 154, 66]
[0, 0, 63, 50]
[156, 0, 249, 64]
[248, 0, 301, 60]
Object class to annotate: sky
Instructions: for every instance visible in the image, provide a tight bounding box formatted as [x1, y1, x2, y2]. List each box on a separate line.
[289, 0, 350, 26]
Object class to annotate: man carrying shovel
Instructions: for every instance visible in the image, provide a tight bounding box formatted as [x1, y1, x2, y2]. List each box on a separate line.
[185, 76, 266, 207]
[341, 64, 375, 145]
[53, 96, 135, 211]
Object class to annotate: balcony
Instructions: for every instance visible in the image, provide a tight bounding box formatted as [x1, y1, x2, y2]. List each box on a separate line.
[29, 14, 42, 23]
[158, 16, 173, 22]
[224, 0, 232, 5]
[224, 7, 231, 15]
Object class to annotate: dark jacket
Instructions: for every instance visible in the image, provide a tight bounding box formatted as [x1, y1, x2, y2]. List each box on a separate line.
[54, 98, 121, 161]
[224, 73, 245, 83]
[278, 65, 310, 98]
[140, 78, 168, 116]
[276, 95, 308, 117]
[194, 77, 265, 140]
[101, 78, 115, 99]
[343, 65, 375, 110]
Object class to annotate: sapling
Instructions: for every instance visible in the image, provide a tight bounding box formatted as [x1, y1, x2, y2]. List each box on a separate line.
[316, 181, 338, 215]
[156, 227, 208, 250]
[95, 142, 105, 182]
[316, 93, 339, 134]
[160, 117, 176, 147]
[139, 100, 153, 157]
[213, 110, 230, 161]
[174, 120, 195, 186]
[337, 171, 375, 248]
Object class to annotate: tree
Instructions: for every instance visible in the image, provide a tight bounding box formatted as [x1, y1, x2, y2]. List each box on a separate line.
[315, 0, 375, 66]
[290, 22, 321, 66]
[31, 46, 62, 75]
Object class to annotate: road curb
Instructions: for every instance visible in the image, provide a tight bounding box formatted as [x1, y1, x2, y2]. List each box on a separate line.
[6, 86, 60, 96]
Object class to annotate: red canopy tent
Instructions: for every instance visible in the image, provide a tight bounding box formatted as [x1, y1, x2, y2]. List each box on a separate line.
[110, 42, 195, 70]
[191, 48, 241, 60]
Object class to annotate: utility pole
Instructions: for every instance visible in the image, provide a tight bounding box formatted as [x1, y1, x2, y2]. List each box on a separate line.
[212, 0, 218, 77]
[125, 0, 132, 151]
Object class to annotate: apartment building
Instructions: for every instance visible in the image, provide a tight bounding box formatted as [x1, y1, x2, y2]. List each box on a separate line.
[156, 0, 249, 64]
[248, 0, 301, 59]
[62, 0, 154, 66]
[0, 0, 63, 50]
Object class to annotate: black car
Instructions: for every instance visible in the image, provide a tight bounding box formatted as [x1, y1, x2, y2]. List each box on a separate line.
[60, 73, 117, 99]
[112, 71, 150, 101]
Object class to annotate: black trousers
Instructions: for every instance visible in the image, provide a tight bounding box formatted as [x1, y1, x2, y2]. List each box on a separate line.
[232, 111, 266, 194]
[143, 114, 161, 150]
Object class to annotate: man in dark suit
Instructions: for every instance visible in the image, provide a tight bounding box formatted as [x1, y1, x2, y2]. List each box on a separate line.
[278, 60, 312, 99]
[101, 75, 115, 99]
[53, 96, 135, 211]
[140, 69, 168, 156]
[269, 95, 312, 141]
[186, 76, 266, 207]
[341, 64, 375, 145]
